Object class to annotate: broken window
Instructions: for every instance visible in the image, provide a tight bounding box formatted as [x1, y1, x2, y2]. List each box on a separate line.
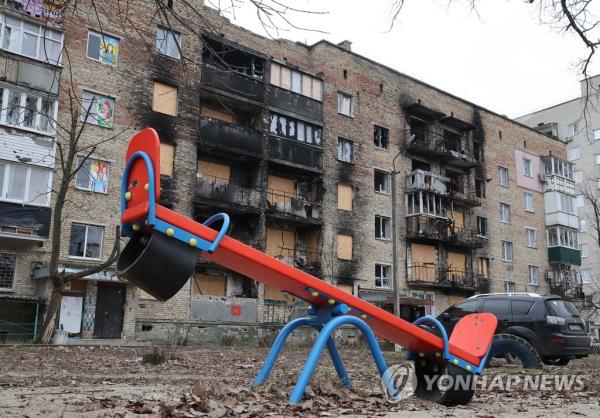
[269, 113, 322, 146]
[477, 216, 487, 237]
[152, 82, 178, 116]
[443, 130, 462, 152]
[337, 234, 353, 260]
[375, 215, 391, 240]
[445, 170, 464, 194]
[475, 178, 486, 198]
[374, 169, 390, 194]
[75, 157, 110, 193]
[374, 125, 389, 150]
[337, 92, 353, 116]
[0, 253, 16, 290]
[473, 141, 483, 162]
[0, 88, 56, 134]
[69, 223, 103, 259]
[412, 159, 431, 171]
[375, 264, 391, 288]
[337, 184, 352, 211]
[337, 138, 353, 162]
[156, 26, 181, 59]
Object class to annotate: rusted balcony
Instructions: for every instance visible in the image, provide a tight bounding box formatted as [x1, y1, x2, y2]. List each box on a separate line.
[405, 129, 477, 168]
[193, 177, 260, 208]
[266, 189, 322, 222]
[201, 62, 265, 103]
[199, 117, 262, 156]
[407, 264, 489, 293]
[405, 169, 481, 207]
[268, 136, 323, 171]
[547, 270, 584, 301]
[269, 85, 323, 121]
[405, 216, 483, 248]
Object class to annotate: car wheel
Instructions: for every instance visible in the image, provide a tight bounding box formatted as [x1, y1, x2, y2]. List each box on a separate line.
[486, 334, 543, 369]
[543, 357, 570, 366]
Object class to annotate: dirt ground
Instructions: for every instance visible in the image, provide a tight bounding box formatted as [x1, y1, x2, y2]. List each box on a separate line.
[0, 344, 599, 417]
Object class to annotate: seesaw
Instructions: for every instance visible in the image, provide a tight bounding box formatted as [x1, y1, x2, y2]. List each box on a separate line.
[116, 128, 497, 405]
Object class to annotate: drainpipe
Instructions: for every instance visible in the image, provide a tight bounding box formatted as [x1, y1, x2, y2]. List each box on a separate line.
[391, 151, 402, 318]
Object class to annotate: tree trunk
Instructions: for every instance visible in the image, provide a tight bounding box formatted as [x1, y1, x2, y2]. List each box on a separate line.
[36, 286, 63, 344]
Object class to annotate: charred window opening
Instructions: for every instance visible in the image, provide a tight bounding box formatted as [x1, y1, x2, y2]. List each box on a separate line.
[337, 138, 353, 163]
[475, 178, 486, 198]
[202, 37, 264, 80]
[446, 170, 464, 194]
[412, 159, 431, 171]
[443, 130, 462, 153]
[409, 118, 428, 142]
[374, 169, 390, 194]
[473, 141, 483, 162]
[374, 125, 389, 150]
[375, 215, 391, 240]
[269, 113, 322, 146]
[343, 69, 348, 79]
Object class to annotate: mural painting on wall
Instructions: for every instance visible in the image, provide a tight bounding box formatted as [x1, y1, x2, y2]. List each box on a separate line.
[96, 97, 114, 128]
[100, 35, 119, 66]
[91, 160, 109, 193]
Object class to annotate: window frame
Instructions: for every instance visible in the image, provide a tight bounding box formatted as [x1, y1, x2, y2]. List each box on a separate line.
[580, 243, 588, 258]
[374, 169, 391, 195]
[0, 252, 17, 291]
[504, 280, 516, 293]
[375, 262, 392, 288]
[0, 161, 52, 207]
[522, 157, 532, 177]
[156, 25, 181, 59]
[523, 192, 534, 212]
[86, 30, 119, 66]
[374, 215, 391, 240]
[373, 125, 389, 150]
[337, 137, 353, 163]
[525, 227, 537, 248]
[81, 90, 115, 128]
[476, 216, 488, 238]
[0, 85, 58, 135]
[68, 223, 104, 260]
[568, 146, 581, 161]
[497, 165, 509, 187]
[580, 269, 591, 284]
[337, 91, 353, 117]
[74, 157, 110, 194]
[500, 202, 511, 224]
[0, 15, 63, 65]
[501, 240, 513, 262]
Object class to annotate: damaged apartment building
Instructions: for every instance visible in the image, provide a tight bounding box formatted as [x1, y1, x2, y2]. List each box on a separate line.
[0, 1, 583, 342]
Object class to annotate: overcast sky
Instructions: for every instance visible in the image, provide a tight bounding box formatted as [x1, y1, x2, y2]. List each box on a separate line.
[217, 0, 600, 118]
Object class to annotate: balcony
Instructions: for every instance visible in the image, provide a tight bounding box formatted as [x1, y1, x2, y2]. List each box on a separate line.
[407, 264, 489, 293]
[547, 270, 584, 300]
[548, 246, 581, 266]
[405, 215, 484, 248]
[201, 62, 265, 103]
[542, 175, 575, 195]
[268, 136, 323, 171]
[193, 177, 261, 209]
[405, 169, 481, 207]
[405, 129, 477, 168]
[267, 189, 322, 222]
[199, 117, 262, 156]
[1, 0, 64, 23]
[269, 86, 323, 121]
[0, 201, 51, 243]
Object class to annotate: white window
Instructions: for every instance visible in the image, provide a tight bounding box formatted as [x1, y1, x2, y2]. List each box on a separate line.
[0, 86, 57, 135]
[375, 215, 391, 240]
[568, 146, 581, 161]
[0, 15, 63, 64]
[568, 121, 578, 137]
[547, 226, 579, 249]
[86, 30, 119, 66]
[477, 216, 488, 238]
[501, 241, 513, 262]
[580, 243, 588, 257]
[560, 193, 575, 213]
[594, 129, 600, 141]
[500, 203, 511, 223]
[375, 263, 391, 288]
[374, 169, 390, 194]
[68, 223, 104, 259]
[580, 269, 591, 284]
[81, 91, 115, 128]
[75, 157, 110, 194]
[497, 166, 509, 187]
[576, 194, 585, 208]
[504, 280, 516, 292]
[522, 158, 532, 177]
[337, 92, 353, 116]
[411, 291, 435, 315]
[528, 265, 539, 286]
[580, 219, 587, 232]
[337, 138, 353, 163]
[574, 170, 583, 183]
[0, 161, 51, 206]
[0, 252, 16, 290]
[523, 192, 534, 212]
[156, 26, 181, 59]
[526, 227, 537, 248]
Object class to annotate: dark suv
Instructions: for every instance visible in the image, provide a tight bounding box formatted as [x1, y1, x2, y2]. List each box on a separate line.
[438, 293, 591, 365]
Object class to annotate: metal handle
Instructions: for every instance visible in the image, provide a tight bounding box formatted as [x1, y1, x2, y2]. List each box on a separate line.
[202, 213, 230, 253]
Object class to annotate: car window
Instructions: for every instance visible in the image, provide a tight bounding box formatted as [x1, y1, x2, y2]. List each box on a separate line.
[546, 299, 580, 318]
[481, 299, 510, 316]
[511, 300, 534, 317]
[445, 300, 479, 319]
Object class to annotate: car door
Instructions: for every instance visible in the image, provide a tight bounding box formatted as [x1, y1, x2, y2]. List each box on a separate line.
[439, 299, 481, 335]
[480, 298, 511, 332]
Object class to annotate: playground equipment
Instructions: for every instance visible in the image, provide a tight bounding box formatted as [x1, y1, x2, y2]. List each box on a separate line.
[117, 128, 498, 405]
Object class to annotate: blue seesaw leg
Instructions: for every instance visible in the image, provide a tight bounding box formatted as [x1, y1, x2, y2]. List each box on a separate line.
[325, 336, 352, 389]
[253, 317, 311, 386]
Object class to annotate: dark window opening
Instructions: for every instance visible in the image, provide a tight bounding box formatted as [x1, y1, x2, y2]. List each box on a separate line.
[410, 118, 428, 142]
[374, 125, 389, 150]
[202, 37, 264, 80]
[412, 159, 431, 171]
[343, 69, 348, 79]
[374, 169, 390, 193]
[141, 324, 153, 331]
[473, 141, 483, 162]
[443, 130, 462, 153]
[477, 216, 488, 237]
[375, 215, 391, 240]
[167, 0, 174, 9]
[269, 113, 322, 146]
[475, 178, 486, 198]
[446, 170, 464, 194]
[379, 83, 384, 93]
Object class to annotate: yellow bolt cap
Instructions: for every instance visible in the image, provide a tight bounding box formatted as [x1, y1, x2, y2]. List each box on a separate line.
[132, 224, 141, 231]
[435, 352, 442, 358]
[347, 307, 352, 312]
[360, 314, 367, 320]
[328, 298, 335, 305]
[453, 359, 459, 366]
[189, 238, 197, 246]
[125, 192, 131, 201]
[166, 228, 175, 237]
[418, 352, 425, 358]
[310, 291, 319, 297]
[144, 183, 149, 191]
[466, 365, 472, 372]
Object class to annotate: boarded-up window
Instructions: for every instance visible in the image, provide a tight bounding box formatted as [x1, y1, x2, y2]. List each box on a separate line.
[337, 234, 353, 260]
[200, 106, 234, 123]
[447, 252, 466, 272]
[270, 62, 281, 86]
[337, 284, 353, 294]
[451, 211, 464, 228]
[268, 175, 296, 206]
[152, 82, 178, 116]
[280, 66, 291, 90]
[266, 228, 295, 261]
[312, 79, 323, 101]
[307, 231, 320, 264]
[301, 73, 312, 97]
[160, 143, 174, 176]
[337, 184, 352, 211]
[192, 273, 226, 296]
[479, 257, 489, 278]
[197, 160, 230, 184]
[264, 285, 288, 301]
[411, 243, 436, 282]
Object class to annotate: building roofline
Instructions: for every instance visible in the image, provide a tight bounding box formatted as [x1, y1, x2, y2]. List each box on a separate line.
[305, 39, 564, 142]
[515, 96, 581, 120]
